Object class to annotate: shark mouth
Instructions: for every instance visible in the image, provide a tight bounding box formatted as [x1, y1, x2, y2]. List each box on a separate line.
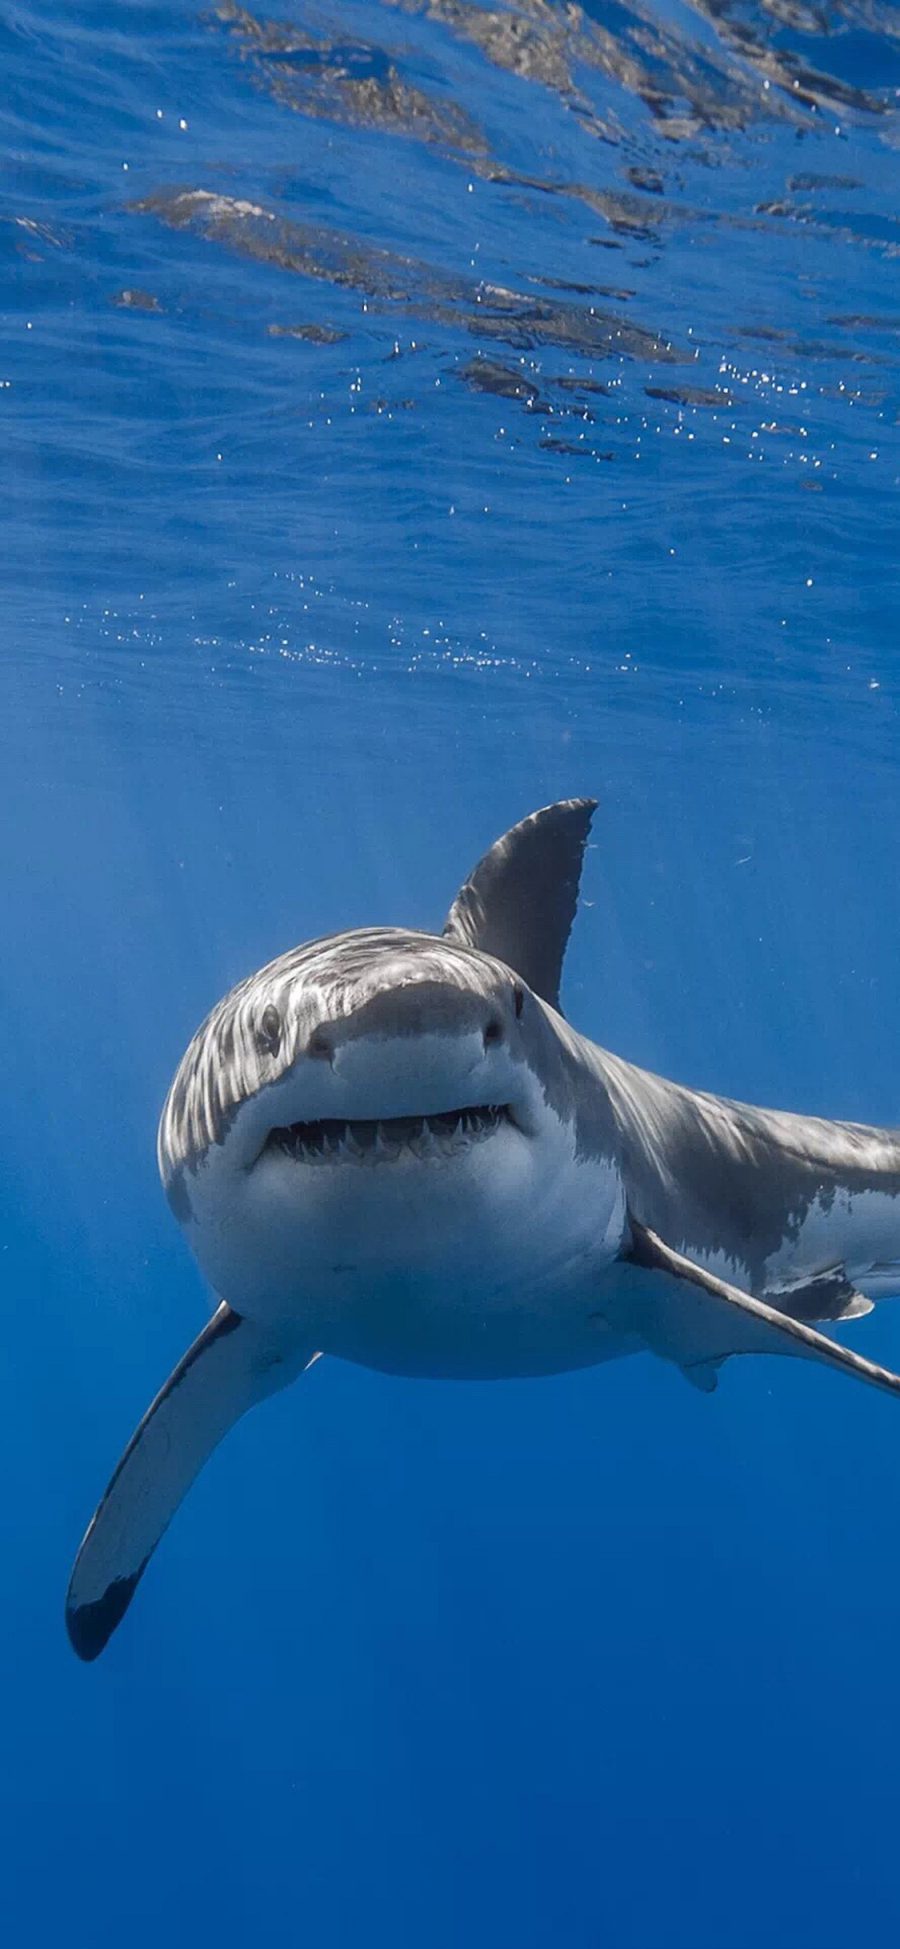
[267, 1103, 512, 1165]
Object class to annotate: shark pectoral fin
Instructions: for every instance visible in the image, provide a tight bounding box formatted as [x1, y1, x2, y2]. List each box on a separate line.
[66, 1305, 315, 1662]
[442, 798, 596, 1013]
[625, 1222, 900, 1401]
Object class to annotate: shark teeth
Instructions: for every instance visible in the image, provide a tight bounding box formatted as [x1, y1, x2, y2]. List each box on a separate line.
[268, 1105, 509, 1165]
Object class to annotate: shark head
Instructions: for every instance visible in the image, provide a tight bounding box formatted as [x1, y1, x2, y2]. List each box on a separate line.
[156, 801, 621, 1334]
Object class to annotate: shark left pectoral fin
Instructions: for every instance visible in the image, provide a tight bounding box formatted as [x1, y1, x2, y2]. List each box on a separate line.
[66, 1305, 315, 1662]
[624, 1221, 900, 1401]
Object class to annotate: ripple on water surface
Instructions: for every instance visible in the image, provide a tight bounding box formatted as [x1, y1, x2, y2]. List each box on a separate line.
[3, 0, 899, 746]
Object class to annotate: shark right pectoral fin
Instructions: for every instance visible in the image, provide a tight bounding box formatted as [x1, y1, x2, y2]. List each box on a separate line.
[66, 1305, 316, 1662]
[625, 1222, 900, 1401]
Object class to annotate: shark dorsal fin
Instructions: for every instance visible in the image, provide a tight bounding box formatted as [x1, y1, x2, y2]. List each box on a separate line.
[442, 798, 597, 1012]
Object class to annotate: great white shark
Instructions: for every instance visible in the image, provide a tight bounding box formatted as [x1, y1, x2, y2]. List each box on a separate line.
[67, 799, 900, 1659]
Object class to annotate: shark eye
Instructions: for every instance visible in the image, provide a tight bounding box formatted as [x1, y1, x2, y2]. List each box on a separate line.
[513, 985, 525, 1019]
[257, 1004, 282, 1057]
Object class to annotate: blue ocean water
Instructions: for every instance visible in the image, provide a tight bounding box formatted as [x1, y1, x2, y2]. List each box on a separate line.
[4, 1, 900, 1941]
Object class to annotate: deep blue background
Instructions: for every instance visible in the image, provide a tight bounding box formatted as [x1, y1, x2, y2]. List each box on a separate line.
[4, 3, 900, 1943]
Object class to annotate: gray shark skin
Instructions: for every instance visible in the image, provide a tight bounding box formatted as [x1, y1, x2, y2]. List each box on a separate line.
[66, 800, 900, 1660]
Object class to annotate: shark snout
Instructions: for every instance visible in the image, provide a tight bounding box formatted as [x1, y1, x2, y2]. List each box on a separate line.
[271, 977, 528, 1133]
[303, 976, 517, 1066]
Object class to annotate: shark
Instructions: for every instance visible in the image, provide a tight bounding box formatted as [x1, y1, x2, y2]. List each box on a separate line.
[66, 799, 900, 1660]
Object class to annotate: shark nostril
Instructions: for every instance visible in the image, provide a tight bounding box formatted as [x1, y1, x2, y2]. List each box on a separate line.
[307, 1028, 333, 1061]
[483, 1017, 504, 1049]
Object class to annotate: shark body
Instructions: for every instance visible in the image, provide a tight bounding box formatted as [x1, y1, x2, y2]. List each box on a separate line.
[67, 800, 900, 1659]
